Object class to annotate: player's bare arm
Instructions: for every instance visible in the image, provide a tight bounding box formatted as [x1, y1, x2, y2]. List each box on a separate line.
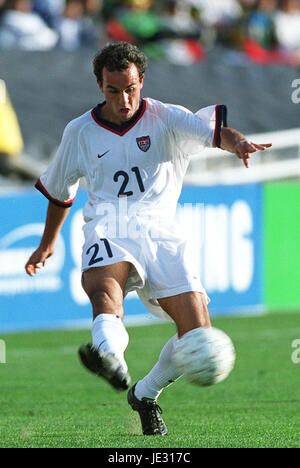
[25, 201, 70, 276]
[220, 127, 272, 168]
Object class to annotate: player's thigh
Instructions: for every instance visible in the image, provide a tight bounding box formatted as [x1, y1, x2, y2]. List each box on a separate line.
[82, 261, 132, 304]
[157, 291, 211, 336]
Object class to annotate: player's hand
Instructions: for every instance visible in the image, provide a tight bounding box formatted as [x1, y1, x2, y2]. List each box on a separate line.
[234, 140, 272, 168]
[25, 247, 54, 277]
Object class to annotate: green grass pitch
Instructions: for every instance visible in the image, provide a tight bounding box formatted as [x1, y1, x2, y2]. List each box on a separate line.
[0, 312, 300, 448]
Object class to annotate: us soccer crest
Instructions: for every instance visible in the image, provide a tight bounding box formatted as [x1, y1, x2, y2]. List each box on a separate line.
[136, 136, 151, 152]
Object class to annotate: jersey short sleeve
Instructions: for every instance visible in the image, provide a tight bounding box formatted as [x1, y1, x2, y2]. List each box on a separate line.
[162, 101, 227, 156]
[35, 121, 82, 208]
[195, 104, 227, 148]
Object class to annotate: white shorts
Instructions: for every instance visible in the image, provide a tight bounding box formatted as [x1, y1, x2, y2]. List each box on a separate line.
[81, 216, 209, 321]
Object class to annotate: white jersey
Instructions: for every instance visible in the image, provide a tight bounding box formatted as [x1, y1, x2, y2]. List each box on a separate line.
[36, 97, 227, 319]
[36, 98, 227, 224]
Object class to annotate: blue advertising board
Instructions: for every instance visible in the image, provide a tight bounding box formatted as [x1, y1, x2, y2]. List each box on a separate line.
[178, 184, 264, 314]
[0, 184, 263, 333]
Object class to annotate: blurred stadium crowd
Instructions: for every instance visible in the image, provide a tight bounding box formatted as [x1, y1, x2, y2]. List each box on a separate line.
[0, 0, 300, 66]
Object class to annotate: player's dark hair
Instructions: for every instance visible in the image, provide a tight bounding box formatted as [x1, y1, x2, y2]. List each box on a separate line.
[93, 42, 147, 83]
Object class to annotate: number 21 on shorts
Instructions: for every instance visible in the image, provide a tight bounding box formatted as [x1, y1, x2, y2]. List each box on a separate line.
[86, 238, 113, 266]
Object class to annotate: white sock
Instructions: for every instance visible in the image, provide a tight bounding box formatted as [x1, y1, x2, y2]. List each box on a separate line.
[134, 334, 182, 401]
[92, 314, 129, 372]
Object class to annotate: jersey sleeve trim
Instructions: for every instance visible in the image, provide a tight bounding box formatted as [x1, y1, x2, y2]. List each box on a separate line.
[35, 178, 75, 208]
[213, 104, 228, 148]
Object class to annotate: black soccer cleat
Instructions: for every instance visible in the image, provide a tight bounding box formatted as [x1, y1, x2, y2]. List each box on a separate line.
[78, 343, 131, 391]
[127, 383, 168, 436]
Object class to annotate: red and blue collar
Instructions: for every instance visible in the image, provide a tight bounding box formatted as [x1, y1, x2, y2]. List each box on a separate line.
[91, 99, 146, 136]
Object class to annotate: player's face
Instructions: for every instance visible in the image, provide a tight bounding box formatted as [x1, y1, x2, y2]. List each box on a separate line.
[99, 64, 144, 125]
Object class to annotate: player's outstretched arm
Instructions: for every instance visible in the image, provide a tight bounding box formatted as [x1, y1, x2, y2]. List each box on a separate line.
[220, 127, 272, 168]
[25, 202, 70, 276]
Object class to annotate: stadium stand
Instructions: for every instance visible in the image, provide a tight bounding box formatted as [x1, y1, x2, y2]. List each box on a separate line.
[0, 0, 299, 182]
[0, 47, 298, 162]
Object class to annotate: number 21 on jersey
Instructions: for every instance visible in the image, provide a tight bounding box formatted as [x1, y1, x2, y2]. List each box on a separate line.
[114, 166, 145, 197]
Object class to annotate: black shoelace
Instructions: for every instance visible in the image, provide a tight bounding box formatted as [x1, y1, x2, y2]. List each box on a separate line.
[141, 401, 164, 428]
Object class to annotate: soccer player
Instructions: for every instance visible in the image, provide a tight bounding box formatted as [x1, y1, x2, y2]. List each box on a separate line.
[25, 41, 271, 436]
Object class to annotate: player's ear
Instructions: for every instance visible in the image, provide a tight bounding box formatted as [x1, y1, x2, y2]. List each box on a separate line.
[97, 79, 103, 93]
[139, 74, 144, 89]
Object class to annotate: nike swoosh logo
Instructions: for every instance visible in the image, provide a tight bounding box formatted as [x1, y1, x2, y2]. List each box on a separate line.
[98, 150, 110, 159]
[98, 339, 107, 349]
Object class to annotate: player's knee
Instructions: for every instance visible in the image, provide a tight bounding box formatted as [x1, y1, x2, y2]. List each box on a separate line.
[90, 289, 123, 317]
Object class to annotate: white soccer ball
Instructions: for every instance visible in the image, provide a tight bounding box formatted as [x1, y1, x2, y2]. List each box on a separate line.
[173, 327, 236, 386]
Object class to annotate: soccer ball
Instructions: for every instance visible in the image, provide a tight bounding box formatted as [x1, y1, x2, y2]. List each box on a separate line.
[173, 327, 236, 387]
